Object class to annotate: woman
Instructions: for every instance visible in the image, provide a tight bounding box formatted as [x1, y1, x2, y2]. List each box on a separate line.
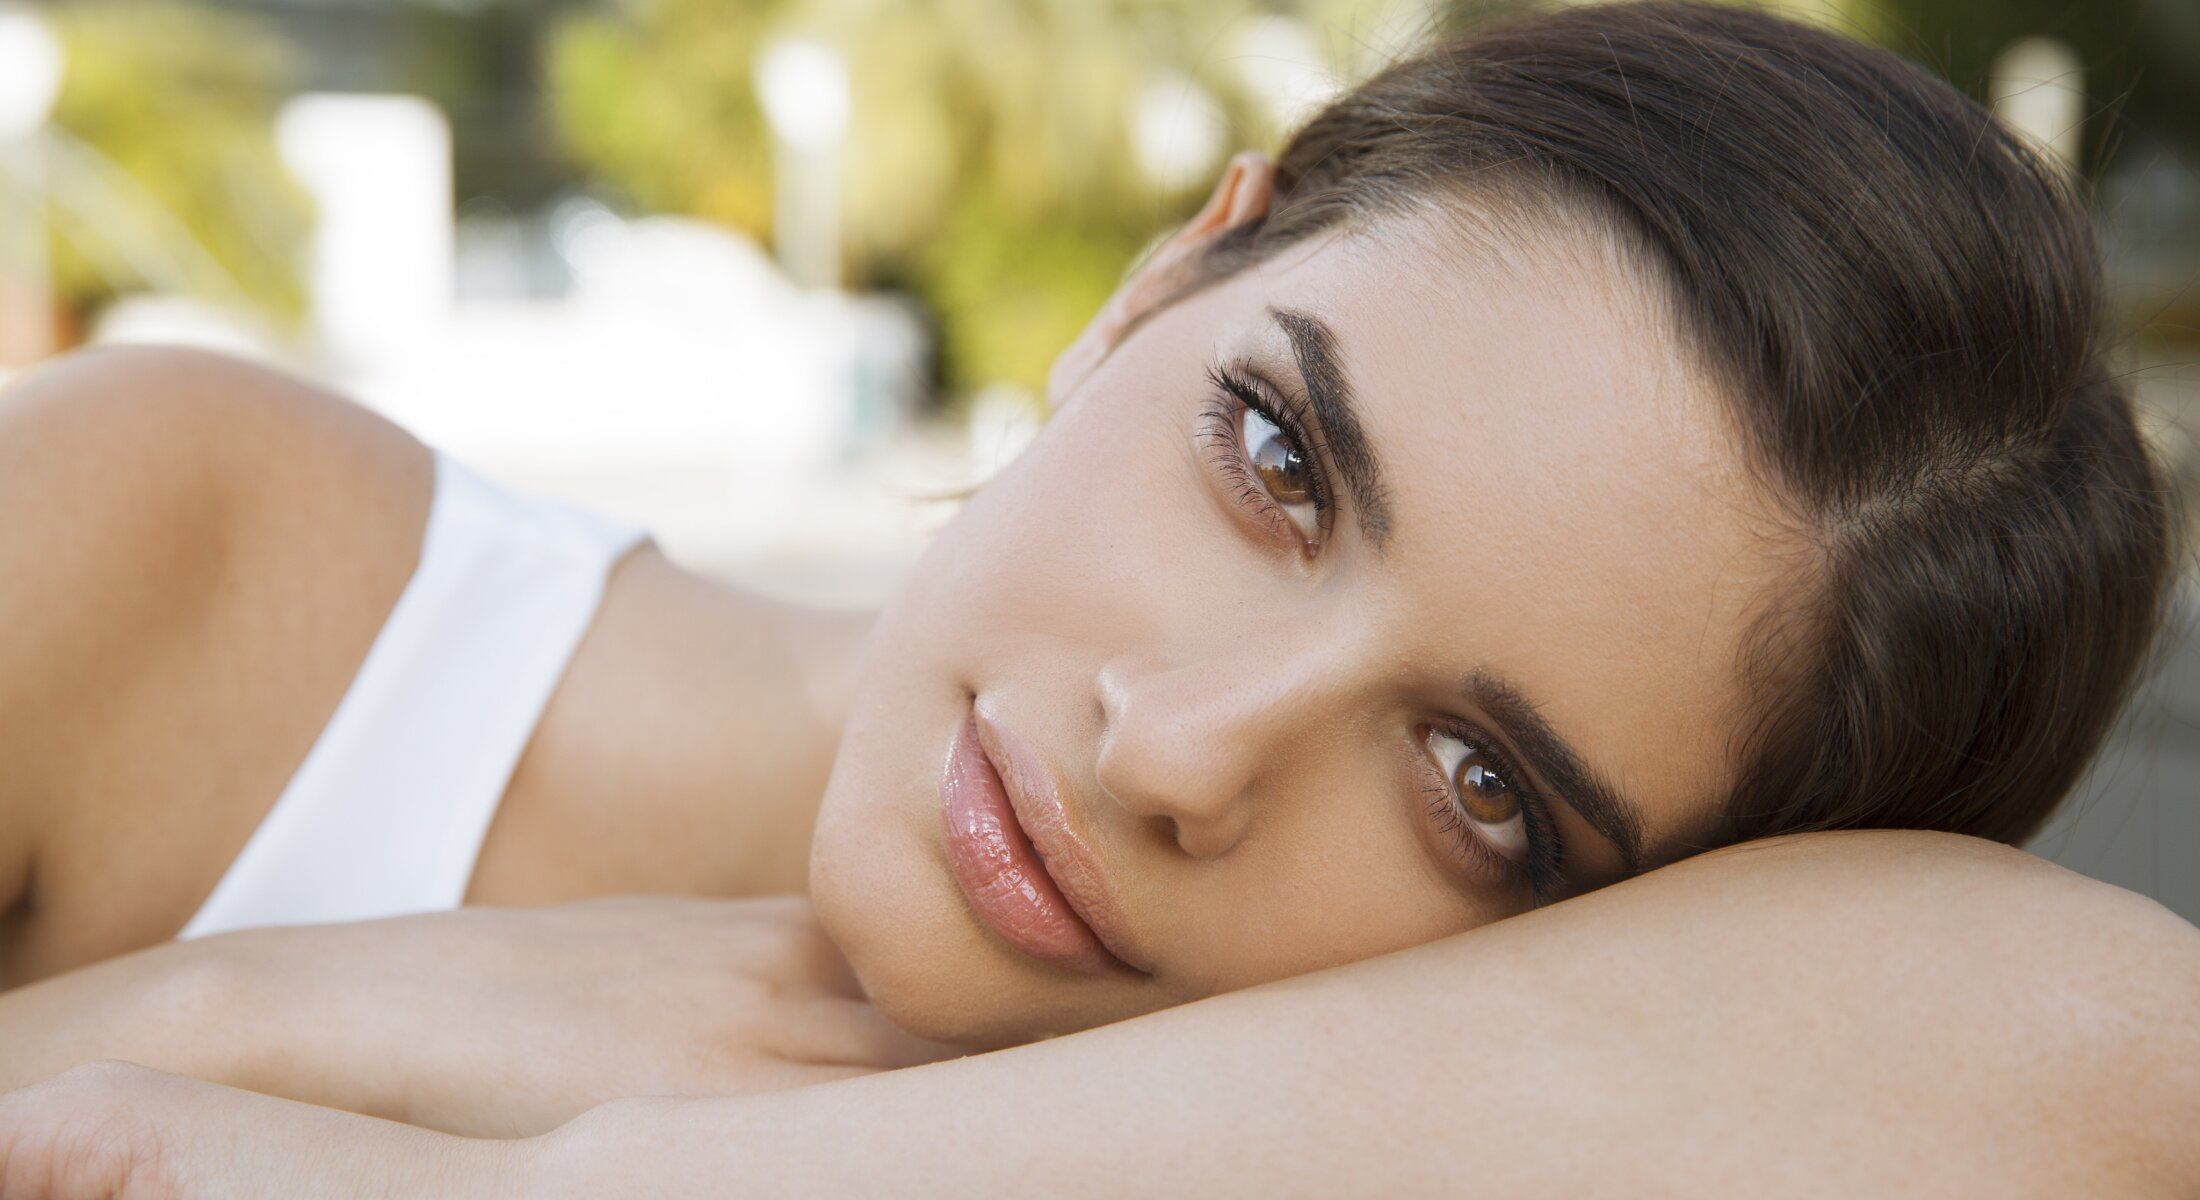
[2, 1, 2196, 1192]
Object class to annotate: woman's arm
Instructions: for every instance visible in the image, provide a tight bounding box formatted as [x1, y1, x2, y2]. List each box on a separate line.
[0, 937, 261, 1093]
[9, 831, 2195, 1198]
[0, 345, 432, 986]
[536, 830, 2200, 1197]
[0, 897, 948, 1130]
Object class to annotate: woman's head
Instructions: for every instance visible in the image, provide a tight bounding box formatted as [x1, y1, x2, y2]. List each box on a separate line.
[810, 0, 2176, 1046]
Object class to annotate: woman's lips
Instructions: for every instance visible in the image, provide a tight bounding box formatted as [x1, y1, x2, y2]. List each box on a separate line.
[939, 710, 1147, 976]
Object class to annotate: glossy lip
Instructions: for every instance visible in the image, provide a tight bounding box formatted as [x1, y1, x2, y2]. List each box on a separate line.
[970, 708, 1154, 975]
[937, 700, 1152, 973]
[937, 712, 1124, 974]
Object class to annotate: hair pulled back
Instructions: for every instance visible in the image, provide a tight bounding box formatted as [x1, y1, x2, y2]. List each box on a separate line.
[1186, 0, 2176, 848]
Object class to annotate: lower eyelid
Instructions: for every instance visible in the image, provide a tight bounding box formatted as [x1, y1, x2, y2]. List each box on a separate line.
[1410, 737, 1523, 888]
[1196, 400, 1307, 548]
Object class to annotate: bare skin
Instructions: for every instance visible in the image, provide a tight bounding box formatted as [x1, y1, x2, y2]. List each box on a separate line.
[0, 896, 955, 1137]
[2, 833, 2195, 1198]
[0, 347, 859, 987]
[5, 153, 1793, 1044]
[0, 149, 2194, 1192]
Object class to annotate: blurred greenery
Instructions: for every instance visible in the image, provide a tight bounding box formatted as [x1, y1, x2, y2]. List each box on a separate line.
[546, 0, 785, 236]
[41, 0, 312, 328]
[546, 0, 1447, 399]
[1871, 0, 2200, 162]
[19, 0, 2193, 388]
[543, 0, 2198, 400]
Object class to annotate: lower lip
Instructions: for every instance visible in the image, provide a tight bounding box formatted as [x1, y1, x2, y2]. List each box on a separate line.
[939, 713, 1124, 974]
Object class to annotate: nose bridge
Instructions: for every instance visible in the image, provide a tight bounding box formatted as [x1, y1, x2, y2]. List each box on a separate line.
[1093, 625, 1359, 857]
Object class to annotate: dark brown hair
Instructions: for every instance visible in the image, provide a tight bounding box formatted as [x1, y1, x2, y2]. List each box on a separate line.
[1180, 1, 2176, 850]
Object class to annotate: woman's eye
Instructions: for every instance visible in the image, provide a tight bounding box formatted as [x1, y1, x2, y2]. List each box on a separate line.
[1425, 728, 1530, 861]
[1239, 406, 1320, 541]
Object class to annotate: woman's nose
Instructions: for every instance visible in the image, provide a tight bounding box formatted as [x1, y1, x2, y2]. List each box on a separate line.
[1092, 648, 1331, 859]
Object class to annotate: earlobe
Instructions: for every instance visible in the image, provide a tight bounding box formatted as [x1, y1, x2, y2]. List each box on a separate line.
[1045, 152, 1277, 409]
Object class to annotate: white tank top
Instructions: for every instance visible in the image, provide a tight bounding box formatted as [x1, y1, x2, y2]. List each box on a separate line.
[179, 452, 648, 940]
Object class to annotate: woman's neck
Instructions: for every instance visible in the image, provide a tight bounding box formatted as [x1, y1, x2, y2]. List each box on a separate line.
[469, 549, 878, 906]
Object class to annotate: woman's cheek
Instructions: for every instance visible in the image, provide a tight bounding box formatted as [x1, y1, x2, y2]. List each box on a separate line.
[958, 400, 1192, 609]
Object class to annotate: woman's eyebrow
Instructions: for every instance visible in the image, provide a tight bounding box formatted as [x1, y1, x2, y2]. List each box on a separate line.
[1269, 306, 1392, 547]
[1465, 669, 1648, 875]
[1268, 308, 1646, 872]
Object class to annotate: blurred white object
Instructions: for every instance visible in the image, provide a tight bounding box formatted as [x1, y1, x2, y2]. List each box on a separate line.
[1132, 70, 1227, 194]
[1233, 16, 1339, 134]
[0, 4, 62, 140]
[92, 293, 293, 362]
[347, 212, 925, 560]
[755, 38, 851, 152]
[0, 3, 60, 366]
[756, 37, 849, 289]
[278, 94, 454, 366]
[1991, 37, 2084, 175]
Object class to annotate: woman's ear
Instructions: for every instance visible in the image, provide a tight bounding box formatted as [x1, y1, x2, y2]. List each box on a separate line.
[1045, 151, 1276, 409]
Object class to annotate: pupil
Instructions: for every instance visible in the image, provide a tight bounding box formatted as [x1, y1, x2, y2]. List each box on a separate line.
[1252, 429, 1312, 504]
[1456, 758, 1519, 824]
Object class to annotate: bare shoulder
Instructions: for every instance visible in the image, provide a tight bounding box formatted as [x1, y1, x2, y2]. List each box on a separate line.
[0, 344, 426, 499]
[0, 347, 432, 978]
[0, 345, 426, 738]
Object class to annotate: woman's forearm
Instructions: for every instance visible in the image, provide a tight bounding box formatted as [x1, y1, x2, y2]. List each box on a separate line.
[0, 938, 265, 1092]
[540, 832, 2199, 1198]
[3, 831, 2192, 1198]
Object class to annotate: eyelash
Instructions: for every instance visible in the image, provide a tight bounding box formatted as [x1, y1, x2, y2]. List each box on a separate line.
[1418, 723, 1569, 905]
[1195, 361, 1334, 549]
[1190, 360, 1570, 904]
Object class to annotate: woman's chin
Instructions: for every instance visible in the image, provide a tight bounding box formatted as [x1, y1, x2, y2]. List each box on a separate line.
[806, 677, 1172, 1047]
[814, 870, 1099, 1048]
[810, 820, 1161, 1048]
[852, 954, 1166, 1051]
[848, 953, 1043, 1051]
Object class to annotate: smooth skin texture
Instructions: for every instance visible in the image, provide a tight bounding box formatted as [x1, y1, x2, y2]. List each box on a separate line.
[3, 833, 2196, 1198]
[0, 897, 953, 1137]
[4, 152, 1791, 1052]
[0, 153, 2194, 1186]
[811, 154, 1799, 1044]
[0, 352, 861, 986]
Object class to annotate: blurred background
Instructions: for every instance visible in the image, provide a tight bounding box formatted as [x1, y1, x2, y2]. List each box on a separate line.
[0, 0, 2191, 917]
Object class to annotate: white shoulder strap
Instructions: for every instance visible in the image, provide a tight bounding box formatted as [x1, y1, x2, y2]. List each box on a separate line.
[179, 454, 647, 939]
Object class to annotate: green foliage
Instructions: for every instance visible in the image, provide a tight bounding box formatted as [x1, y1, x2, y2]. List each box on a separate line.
[546, 0, 788, 237]
[554, 0, 2171, 397]
[42, 0, 312, 324]
[544, 0, 1349, 398]
[924, 201, 1152, 399]
[1867, 0, 2200, 172]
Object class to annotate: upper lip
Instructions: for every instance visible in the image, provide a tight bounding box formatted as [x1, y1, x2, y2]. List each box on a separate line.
[969, 706, 1154, 975]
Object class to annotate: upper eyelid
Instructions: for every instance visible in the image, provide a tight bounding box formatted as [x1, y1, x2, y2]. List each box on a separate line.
[1429, 714, 1569, 895]
[1430, 716, 1544, 804]
[1204, 369, 1568, 884]
[1219, 361, 1332, 467]
[1207, 361, 1337, 524]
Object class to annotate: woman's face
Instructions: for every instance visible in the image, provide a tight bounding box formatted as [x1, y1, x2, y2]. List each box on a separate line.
[810, 201, 1797, 1047]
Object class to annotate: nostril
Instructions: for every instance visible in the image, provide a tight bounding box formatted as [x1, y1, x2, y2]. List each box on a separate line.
[1093, 650, 1174, 729]
[1089, 734, 1142, 816]
[1095, 732, 1251, 859]
[1171, 805, 1250, 861]
[1091, 729, 1184, 831]
[1090, 648, 1267, 859]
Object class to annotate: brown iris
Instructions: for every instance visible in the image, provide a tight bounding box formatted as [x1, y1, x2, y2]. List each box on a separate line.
[1244, 410, 1315, 505]
[1454, 757, 1519, 825]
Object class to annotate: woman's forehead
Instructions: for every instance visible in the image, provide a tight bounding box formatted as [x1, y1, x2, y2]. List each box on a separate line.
[1207, 216, 1797, 853]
